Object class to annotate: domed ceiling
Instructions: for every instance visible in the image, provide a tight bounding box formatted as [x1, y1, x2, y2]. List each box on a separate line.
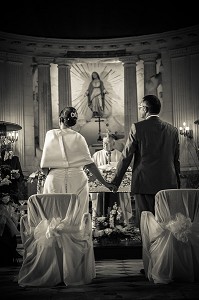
[0, 2, 198, 39]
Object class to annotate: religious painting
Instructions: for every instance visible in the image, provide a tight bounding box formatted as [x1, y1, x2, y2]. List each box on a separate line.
[71, 62, 125, 146]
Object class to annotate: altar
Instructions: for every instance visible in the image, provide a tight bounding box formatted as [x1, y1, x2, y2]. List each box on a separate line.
[88, 162, 133, 224]
[88, 162, 132, 193]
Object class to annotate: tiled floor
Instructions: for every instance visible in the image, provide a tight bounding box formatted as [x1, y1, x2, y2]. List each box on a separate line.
[1, 255, 199, 300]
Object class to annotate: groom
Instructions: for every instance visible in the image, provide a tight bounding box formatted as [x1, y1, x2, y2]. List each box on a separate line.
[110, 94, 181, 229]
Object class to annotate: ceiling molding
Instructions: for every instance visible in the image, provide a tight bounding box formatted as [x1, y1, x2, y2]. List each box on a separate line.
[0, 25, 199, 60]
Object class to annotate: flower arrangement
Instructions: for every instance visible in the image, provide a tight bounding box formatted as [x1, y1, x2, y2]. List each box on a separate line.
[27, 170, 46, 194]
[0, 164, 13, 191]
[92, 202, 141, 245]
[0, 163, 15, 191]
[0, 137, 13, 152]
[0, 193, 20, 226]
[0, 176, 12, 187]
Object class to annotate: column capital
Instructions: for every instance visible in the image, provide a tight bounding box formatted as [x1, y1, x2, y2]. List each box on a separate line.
[55, 58, 74, 67]
[139, 53, 159, 62]
[35, 57, 53, 66]
[120, 55, 139, 65]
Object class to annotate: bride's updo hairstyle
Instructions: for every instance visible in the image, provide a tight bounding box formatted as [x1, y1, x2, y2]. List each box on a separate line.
[59, 106, 78, 127]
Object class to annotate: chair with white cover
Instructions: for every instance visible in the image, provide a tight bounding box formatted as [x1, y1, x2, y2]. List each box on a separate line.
[18, 193, 96, 287]
[140, 189, 199, 284]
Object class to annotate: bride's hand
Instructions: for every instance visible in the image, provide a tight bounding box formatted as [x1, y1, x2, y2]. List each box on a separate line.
[105, 182, 118, 193]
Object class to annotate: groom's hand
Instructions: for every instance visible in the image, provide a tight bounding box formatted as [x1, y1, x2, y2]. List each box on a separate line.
[109, 184, 118, 193]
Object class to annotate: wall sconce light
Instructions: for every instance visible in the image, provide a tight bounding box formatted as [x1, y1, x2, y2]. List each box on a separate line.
[0, 121, 22, 150]
[194, 119, 199, 125]
[179, 122, 193, 138]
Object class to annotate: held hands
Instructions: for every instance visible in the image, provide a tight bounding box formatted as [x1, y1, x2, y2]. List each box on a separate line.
[104, 181, 118, 193]
[110, 185, 118, 193]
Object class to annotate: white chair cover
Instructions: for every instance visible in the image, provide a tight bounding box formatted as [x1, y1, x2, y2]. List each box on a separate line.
[18, 193, 96, 287]
[141, 189, 199, 284]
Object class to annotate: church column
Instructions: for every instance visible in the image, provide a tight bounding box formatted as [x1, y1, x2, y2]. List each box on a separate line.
[0, 53, 25, 166]
[23, 55, 36, 173]
[0, 52, 7, 119]
[140, 53, 158, 96]
[55, 58, 73, 112]
[159, 50, 173, 124]
[120, 56, 138, 139]
[36, 57, 53, 150]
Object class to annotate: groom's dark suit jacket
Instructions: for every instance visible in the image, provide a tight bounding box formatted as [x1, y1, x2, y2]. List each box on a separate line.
[112, 116, 181, 194]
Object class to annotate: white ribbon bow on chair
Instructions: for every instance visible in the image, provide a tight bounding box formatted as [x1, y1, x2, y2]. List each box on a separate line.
[34, 217, 83, 249]
[45, 217, 65, 247]
[164, 213, 192, 243]
[34, 217, 65, 248]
